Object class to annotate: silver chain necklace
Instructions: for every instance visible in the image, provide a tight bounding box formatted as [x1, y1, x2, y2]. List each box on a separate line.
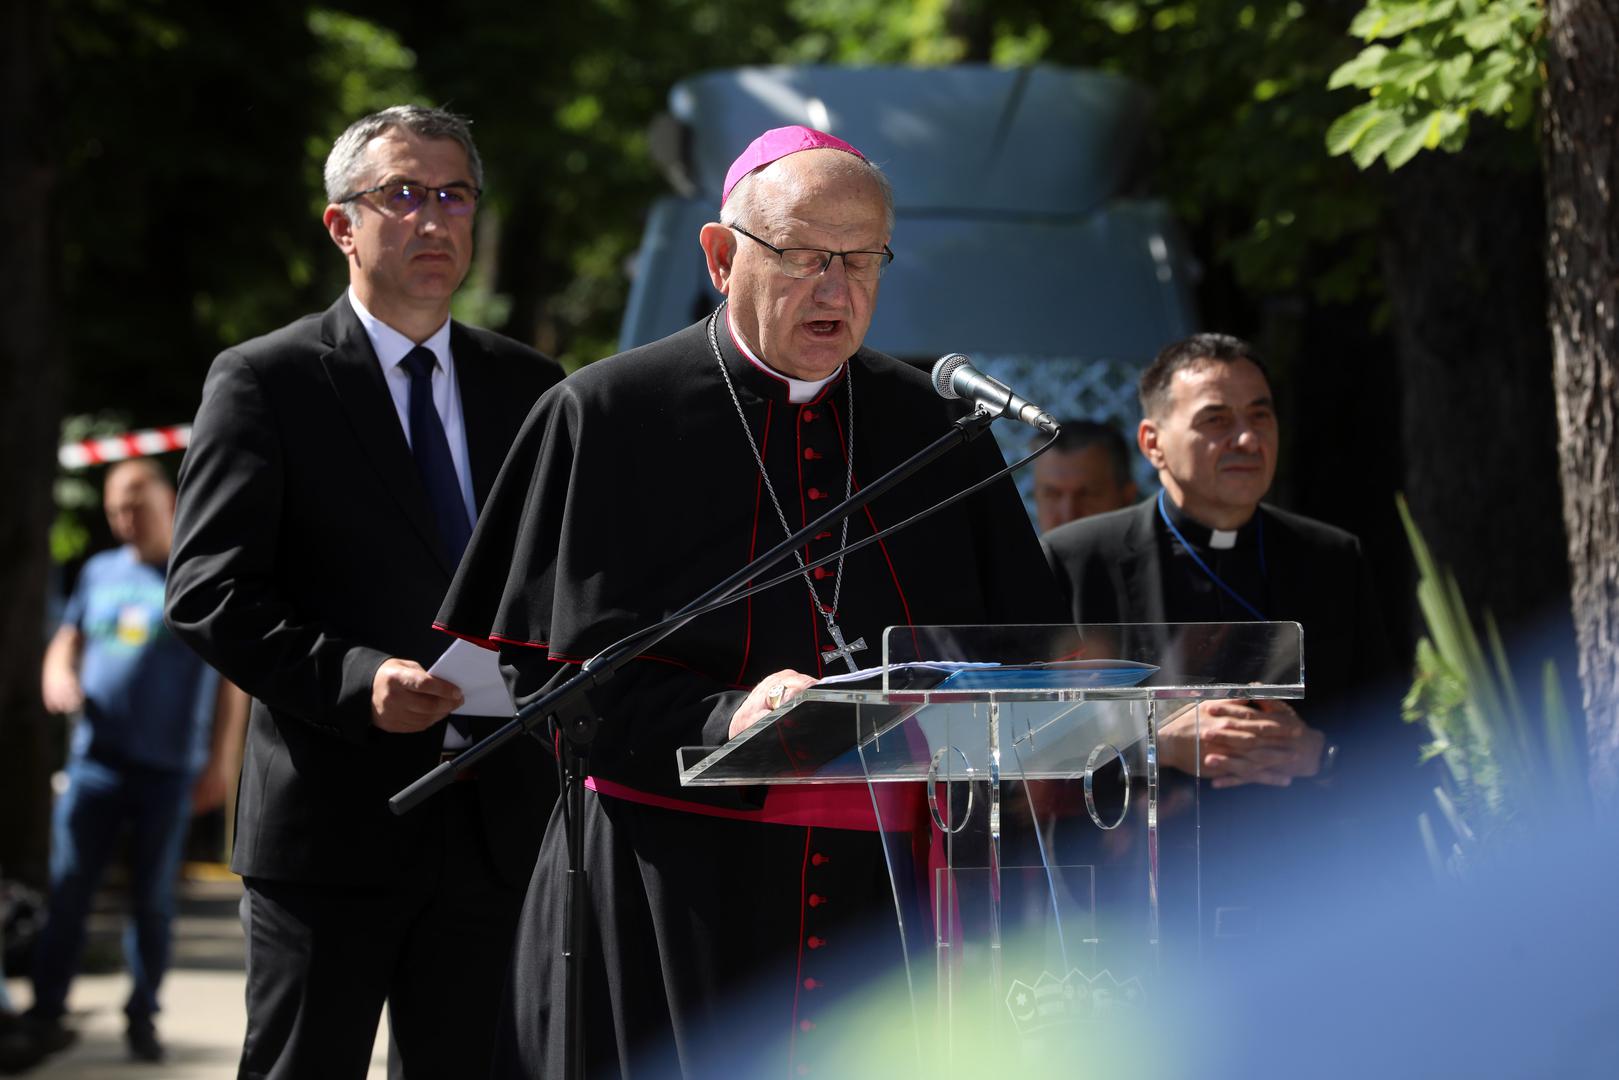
[706, 306, 867, 671]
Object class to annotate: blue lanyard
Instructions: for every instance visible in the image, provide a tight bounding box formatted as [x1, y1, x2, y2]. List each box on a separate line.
[1157, 490, 1268, 621]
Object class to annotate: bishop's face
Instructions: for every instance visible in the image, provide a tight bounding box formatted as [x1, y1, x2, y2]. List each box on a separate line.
[1139, 358, 1278, 529]
[704, 152, 889, 381]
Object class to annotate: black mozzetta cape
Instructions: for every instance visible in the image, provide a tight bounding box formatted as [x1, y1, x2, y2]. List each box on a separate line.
[434, 314, 1063, 1077]
[437, 314, 1061, 797]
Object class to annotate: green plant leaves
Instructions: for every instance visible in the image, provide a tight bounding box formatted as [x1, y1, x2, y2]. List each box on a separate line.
[1384, 114, 1432, 166]
[1328, 44, 1390, 89]
[1353, 110, 1409, 167]
[1396, 494, 1588, 877]
[1457, 10, 1512, 49]
[1326, 101, 1381, 154]
[1325, 0, 1543, 171]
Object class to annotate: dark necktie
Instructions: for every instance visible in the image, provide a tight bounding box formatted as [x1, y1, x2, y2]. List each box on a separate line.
[400, 346, 473, 565]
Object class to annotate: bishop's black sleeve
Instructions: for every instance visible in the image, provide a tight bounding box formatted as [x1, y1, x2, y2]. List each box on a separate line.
[500, 643, 754, 802]
[966, 437, 1068, 625]
[165, 350, 387, 744]
[1039, 523, 1125, 626]
[447, 379, 755, 797]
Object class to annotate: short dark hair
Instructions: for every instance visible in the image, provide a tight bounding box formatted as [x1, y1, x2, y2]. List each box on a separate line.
[1031, 419, 1134, 488]
[1138, 332, 1271, 418]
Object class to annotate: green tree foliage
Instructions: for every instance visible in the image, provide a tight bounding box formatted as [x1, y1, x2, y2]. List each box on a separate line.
[48, 2, 497, 421]
[47, 2, 452, 567]
[352, 0, 806, 368]
[1325, 0, 1544, 170]
[46, 0, 1417, 409]
[53, 0, 330, 421]
[792, 1, 1393, 307]
[784, 0, 969, 64]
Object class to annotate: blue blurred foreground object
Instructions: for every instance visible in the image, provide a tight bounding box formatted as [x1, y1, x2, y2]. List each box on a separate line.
[677, 816, 1617, 1079]
[1186, 815, 1619, 1080]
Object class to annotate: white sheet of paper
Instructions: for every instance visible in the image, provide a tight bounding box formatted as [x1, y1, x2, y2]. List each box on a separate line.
[428, 637, 516, 718]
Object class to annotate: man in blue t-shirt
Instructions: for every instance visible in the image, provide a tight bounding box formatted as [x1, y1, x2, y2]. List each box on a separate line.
[25, 458, 241, 1064]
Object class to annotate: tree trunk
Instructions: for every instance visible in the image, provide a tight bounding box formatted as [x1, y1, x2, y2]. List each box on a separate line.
[1382, 135, 1574, 643]
[0, 1, 62, 884]
[1544, 0, 1619, 810]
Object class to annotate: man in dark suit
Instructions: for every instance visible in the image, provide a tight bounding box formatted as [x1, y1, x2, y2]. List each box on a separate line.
[1042, 333, 1410, 945]
[165, 105, 562, 1079]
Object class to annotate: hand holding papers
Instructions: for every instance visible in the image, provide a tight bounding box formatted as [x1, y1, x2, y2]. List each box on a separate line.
[428, 638, 517, 718]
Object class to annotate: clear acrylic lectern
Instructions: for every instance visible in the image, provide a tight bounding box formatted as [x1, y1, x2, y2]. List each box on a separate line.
[676, 622, 1303, 1070]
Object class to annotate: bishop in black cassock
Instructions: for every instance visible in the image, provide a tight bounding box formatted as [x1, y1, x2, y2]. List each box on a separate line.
[435, 129, 1061, 1077]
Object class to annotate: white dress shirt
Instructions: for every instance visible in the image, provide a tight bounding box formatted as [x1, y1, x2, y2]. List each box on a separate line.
[347, 289, 478, 749]
[347, 287, 478, 527]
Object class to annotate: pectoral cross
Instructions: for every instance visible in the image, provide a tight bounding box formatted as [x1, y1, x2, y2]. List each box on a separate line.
[820, 620, 867, 672]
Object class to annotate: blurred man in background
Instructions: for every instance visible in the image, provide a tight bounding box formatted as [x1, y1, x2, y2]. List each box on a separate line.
[1030, 418, 1139, 532]
[24, 459, 242, 1064]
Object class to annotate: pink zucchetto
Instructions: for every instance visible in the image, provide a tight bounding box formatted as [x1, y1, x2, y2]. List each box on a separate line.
[721, 125, 867, 206]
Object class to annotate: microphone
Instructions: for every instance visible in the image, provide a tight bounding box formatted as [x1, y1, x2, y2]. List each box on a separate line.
[931, 354, 1061, 436]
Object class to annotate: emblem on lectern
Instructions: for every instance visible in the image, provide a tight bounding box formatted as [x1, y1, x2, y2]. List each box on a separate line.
[1004, 969, 1146, 1035]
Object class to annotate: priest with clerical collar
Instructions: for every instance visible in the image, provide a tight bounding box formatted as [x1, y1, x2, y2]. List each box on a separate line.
[1043, 332, 1418, 941]
[1048, 332, 1370, 787]
[436, 125, 1061, 1078]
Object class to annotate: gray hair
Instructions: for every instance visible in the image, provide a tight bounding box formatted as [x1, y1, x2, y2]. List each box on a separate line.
[720, 149, 895, 237]
[324, 105, 483, 222]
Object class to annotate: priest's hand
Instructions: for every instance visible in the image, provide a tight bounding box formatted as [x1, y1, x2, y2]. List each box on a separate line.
[371, 658, 465, 733]
[1158, 699, 1323, 788]
[729, 669, 818, 739]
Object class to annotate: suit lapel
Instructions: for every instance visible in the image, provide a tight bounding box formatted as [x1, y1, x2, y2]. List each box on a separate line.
[1258, 505, 1301, 621]
[1254, 506, 1310, 685]
[450, 325, 504, 510]
[1118, 499, 1166, 624]
[317, 298, 455, 576]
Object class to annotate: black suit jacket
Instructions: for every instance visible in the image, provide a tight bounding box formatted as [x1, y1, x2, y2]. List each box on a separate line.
[1042, 497, 1395, 758]
[165, 295, 563, 887]
[1044, 497, 1429, 919]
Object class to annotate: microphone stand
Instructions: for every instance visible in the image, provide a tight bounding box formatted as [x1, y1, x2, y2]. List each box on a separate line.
[390, 408, 998, 1080]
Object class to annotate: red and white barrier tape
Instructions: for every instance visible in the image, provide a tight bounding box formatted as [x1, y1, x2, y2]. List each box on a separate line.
[58, 425, 191, 469]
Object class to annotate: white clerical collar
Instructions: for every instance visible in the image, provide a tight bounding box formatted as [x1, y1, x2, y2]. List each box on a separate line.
[1160, 489, 1254, 550]
[348, 287, 453, 375]
[726, 308, 841, 403]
